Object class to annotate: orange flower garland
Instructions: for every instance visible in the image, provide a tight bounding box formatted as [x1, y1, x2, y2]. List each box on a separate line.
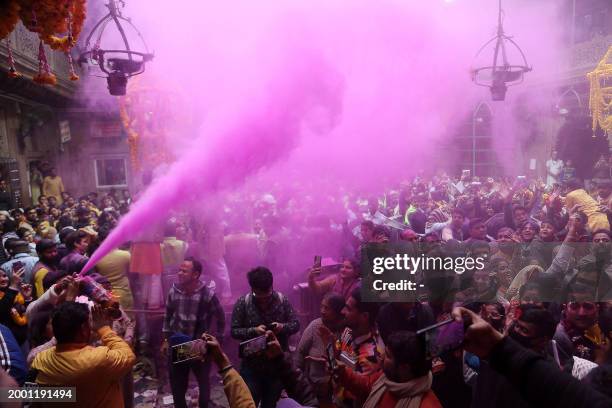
[41, 0, 87, 52]
[0, 0, 20, 41]
[14, 0, 86, 83]
[118, 76, 187, 171]
[19, 0, 86, 52]
[32, 39, 56, 85]
[119, 99, 141, 170]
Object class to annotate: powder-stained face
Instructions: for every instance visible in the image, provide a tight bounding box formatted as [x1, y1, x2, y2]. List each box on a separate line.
[470, 222, 486, 239]
[177, 260, 199, 286]
[342, 296, 367, 331]
[565, 292, 598, 331]
[539, 222, 555, 240]
[520, 223, 537, 241]
[339, 260, 357, 279]
[0, 271, 8, 288]
[451, 212, 464, 228]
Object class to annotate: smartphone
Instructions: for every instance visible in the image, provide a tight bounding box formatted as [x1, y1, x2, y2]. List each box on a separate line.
[339, 351, 357, 370]
[12, 261, 23, 272]
[551, 339, 561, 369]
[326, 343, 337, 372]
[314, 255, 322, 269]
[171, 339, 206, 364]
[239, 335, 268, 358]
[417, 319, 465, 359]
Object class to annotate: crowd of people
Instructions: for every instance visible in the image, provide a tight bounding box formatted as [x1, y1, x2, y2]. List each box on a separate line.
[0, 151, 611, 408]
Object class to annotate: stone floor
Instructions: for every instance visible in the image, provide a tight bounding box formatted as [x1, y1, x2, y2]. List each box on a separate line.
[132, 356, 230, 408]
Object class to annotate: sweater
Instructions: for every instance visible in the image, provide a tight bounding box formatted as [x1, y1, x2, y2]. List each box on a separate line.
[488, 337, 612, 408]
[221, 367, 256, 408]
[31, 326, 136, 408]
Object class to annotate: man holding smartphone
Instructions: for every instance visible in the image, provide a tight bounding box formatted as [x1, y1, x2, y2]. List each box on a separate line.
[230, 266, 300, 408]
[0, 240, 39, 285]
[161, 257, 225, 408]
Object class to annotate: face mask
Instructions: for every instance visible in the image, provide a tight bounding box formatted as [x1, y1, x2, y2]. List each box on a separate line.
[508, 323, 536, 349]
[490, 317, 504, 333]
[594, 243, 611, 259]
[45, 254, 60, 267]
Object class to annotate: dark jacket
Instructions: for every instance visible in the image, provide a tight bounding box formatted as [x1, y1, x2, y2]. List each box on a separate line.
[488, 337, 612, 408]
[231, 291, 299, 368]
[0, 288, 18, 331]
[270, 352, 318, 407]
[471, 359, 528, 408]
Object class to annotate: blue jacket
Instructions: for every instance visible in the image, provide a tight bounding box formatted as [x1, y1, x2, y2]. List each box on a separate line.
[0, 324, 26, 385]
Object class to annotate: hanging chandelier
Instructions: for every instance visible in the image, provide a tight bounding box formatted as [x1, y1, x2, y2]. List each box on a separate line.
[78, 0, 153, 96]
[471, 0, 531, 101]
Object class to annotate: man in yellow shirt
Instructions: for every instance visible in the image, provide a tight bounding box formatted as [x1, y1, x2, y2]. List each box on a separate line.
[95, 227, 134, 315]
[31, 302, 136, 408]
[42, 168, 65, 206]
[32, 239, 59, 299]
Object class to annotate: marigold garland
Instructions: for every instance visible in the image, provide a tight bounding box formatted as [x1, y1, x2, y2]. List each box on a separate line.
[32, 39, 57, 85]
[41, 0, 87, 52]
[10, 0, 87, 83]
[119, 99, 140, 170]
[19, 0, 86, 51]
[118, 77, 186, 171]
[0, 0, 20, 41]
[588, 46, 612, 137]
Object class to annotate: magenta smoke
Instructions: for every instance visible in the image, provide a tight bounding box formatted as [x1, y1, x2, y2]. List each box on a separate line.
[80, 0, 564, 271]
[81, 49, 344, 273]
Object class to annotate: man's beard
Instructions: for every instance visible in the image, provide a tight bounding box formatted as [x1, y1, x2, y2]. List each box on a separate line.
[43, 256, 60, 267]
[594, 244, 611, 261]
